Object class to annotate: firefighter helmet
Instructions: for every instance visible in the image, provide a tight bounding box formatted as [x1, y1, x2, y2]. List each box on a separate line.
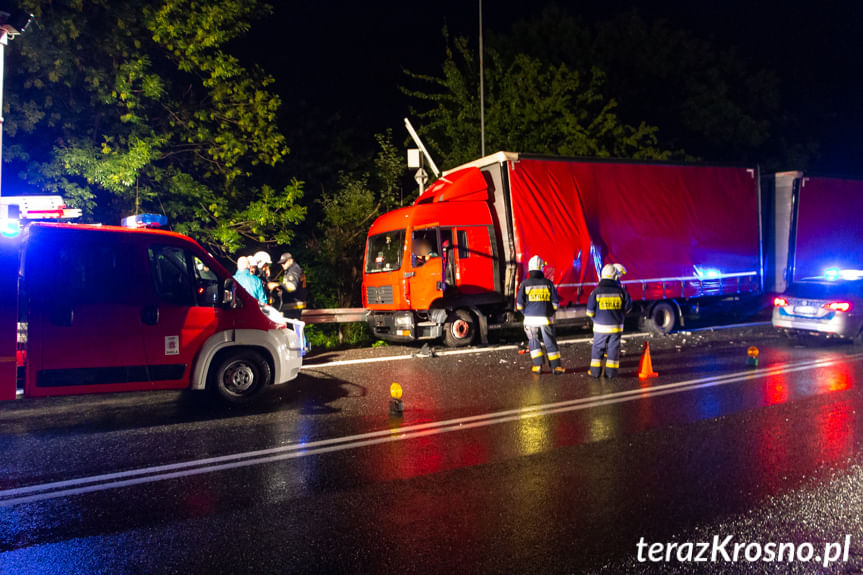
[601, 263, 625, 280]
[253, 251, 272, 266]
[528, 255, 545, 272]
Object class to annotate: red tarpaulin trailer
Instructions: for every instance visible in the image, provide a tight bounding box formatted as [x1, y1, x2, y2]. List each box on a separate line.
[508, 158, 761, 306]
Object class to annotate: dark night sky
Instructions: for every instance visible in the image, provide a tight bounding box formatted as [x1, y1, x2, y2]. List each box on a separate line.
[244, 1, 863, 176]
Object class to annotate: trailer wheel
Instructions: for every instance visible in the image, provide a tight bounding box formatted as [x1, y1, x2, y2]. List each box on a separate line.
[443, 309, 476, 347]
[647, 301, 677, 335]
[209, 349, 271, 404]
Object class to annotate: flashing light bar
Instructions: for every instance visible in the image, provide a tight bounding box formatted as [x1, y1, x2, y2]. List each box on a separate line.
[121, 214, 168, 229]
[824, 267, 863, 281]
[25, 209, 64, 218]
[0, 195, 80, 220]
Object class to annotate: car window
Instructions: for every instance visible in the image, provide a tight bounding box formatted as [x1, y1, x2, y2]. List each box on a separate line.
[193, 256, 221, 307]
[148, 245, 194, 306]
[366, 229, 405, 273]
[48, 239, 135, 305]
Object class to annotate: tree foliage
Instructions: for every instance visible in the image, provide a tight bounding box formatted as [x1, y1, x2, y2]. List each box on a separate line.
[307, 131, 404, 309]
[504, 6, 813, 170]
[403, 31, 672, 169]
[5, 0, 305, 255]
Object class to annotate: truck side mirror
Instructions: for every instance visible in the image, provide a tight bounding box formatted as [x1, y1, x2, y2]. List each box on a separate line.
[441, 240, 453, 288]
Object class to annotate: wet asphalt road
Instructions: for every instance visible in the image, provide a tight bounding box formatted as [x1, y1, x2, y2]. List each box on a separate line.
[2, 324, 863, 574]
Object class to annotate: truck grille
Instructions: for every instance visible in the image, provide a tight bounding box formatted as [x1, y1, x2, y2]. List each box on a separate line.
[366, 284, 394, 305]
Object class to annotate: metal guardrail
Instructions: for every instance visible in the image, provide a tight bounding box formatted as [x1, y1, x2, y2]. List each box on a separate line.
[301, 308, 366, 324]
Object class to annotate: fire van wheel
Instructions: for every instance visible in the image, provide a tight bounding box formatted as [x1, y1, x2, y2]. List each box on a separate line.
[209, 350, 271, 404]
[647, 301, 677, 335]
[443, 309, 476, 347]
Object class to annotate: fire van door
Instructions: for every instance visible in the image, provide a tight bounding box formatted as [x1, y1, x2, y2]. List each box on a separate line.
[25, 237, 156, 397]
[140, 244, 224, 389]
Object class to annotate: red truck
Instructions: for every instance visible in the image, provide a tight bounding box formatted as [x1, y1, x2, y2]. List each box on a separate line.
[362, 152, 762, 346]
[2, 221, 305, 403]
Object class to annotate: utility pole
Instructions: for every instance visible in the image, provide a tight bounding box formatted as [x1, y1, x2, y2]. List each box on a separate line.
[479, 0, 485, 157]
[0, 9, 33, 197]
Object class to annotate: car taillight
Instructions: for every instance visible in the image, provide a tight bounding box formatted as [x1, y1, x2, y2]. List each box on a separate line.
[773, 297, 789, 307]
[824, 301, 852, 312]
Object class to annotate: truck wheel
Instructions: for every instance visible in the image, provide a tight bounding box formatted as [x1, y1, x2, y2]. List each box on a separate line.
[209, 350, 271, 404]
[647, 301, 677, 335]
[443, 309, 476, 347]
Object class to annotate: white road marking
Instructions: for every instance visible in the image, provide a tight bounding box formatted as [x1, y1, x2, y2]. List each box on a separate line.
[2, 352, 861, 507]
[302, 333, 644, 369]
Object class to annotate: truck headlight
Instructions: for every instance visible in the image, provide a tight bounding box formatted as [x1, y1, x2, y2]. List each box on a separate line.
[394, 312, 413, 329]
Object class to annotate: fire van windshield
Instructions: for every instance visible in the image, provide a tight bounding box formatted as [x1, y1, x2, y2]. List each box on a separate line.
[365, 229, 405, 273]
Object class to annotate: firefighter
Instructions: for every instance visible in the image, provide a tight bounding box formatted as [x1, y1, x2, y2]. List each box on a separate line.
[275, 252, 306, 320]
[516, 255, 564, 375]
[587, 263, 632, 378]
[253, 251, 273, 288]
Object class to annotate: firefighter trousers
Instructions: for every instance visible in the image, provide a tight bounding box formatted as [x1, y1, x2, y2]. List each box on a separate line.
[524, 324, 561, 368]
[590, 332, 621, 378]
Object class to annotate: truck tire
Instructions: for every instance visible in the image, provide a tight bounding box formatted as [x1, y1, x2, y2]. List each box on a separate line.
[646, 301, 677, 335]
[443, 309, 476, 347]
[209, 349, 271, 404]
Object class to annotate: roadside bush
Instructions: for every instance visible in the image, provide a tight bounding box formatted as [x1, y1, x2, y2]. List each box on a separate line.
[304, 322, 376, 350]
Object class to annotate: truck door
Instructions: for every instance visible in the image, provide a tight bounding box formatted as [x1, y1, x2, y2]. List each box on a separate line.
[25, 230, 152, 397]
[408, 226, 449, 310]
[452, 226, 496, 294]
[140, 243, 225, 389]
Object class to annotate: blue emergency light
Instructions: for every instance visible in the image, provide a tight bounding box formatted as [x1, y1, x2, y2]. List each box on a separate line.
[824, 267, 863, 281]
[1, 218, 20, 237]
[121, 214, 168, 229]
[694, 266, 722, 279]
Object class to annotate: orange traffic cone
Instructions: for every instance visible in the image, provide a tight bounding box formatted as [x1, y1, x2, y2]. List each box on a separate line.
[637, 341, 659, 379]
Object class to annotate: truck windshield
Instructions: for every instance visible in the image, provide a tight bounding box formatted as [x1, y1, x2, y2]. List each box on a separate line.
[366, 229, 405, 273]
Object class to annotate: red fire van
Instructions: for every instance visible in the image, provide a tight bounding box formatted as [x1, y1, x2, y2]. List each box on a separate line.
[2, 222, 305, 404]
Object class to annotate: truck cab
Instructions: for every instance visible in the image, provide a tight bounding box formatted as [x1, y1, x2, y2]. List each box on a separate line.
[363, 166, 504, 346]
[4, 222, 305, 404]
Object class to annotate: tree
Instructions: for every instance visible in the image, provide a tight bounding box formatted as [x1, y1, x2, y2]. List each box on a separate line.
[403, 31, 673, 169]
[4, 0, 305, 256]
[307, 130, 405, 310]
[505, 6, 812, 170]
